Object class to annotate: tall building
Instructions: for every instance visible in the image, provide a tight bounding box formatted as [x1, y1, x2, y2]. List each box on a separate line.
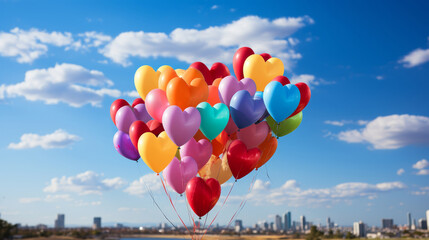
[382, 219, 394, 229]
[407, 212, 412, 229]
[327, 217, 331, 230]
[274, 215, 282, 232]
[54, 214, 65, 229]
[353, 221, 365, 238]
[93, 217, 101, 230]
[235, 220, 243, 233]
[284, 212, 291, 231]
[418, 219, 427, 230]
[300, 215, 306, 231]
[427, 210, 429, 226]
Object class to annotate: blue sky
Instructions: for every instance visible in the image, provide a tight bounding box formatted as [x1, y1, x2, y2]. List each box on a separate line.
[0, 0, 428, 228]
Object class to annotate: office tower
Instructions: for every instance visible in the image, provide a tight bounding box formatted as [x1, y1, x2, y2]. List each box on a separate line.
[300, 215, 306, 231]
[263, 221, 268, 231]
[353, 221, 365, 238]
[235, 220, 243, 233]
[93, 217, 101, 230]
[274, 215, 282, 232]
[382, 219, 393, 229]
[54, 214, 65, 229]
[412, 219, 417, 230]
[407, 212, 412, 229]
[115, 223, 124, 228]
[418, 219, 427, 230]
[269, 222, 274, 231]
[284, 211, 291, 231]
[327, 217, 331, 230]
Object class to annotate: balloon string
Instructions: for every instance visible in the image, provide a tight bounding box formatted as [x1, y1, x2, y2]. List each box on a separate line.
[199, 180, 236, 240]
[159, 174, 191, 236]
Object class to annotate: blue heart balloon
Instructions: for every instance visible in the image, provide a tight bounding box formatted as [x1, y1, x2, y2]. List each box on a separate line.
[230, 90, 266, 129]
[263, 81, 301, 123]
[254, 91, 269, 124]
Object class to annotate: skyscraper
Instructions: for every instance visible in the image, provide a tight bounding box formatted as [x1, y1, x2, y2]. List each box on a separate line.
[300, 215, 306, 231]
[353, 221, 365, 237]
[418, 219, 427, 230]
[93, 217, 101, 230]
[382, 219, 393, 229]
[327, 217, 331, 230]
[274, 215, 282, 232]
[55, 214, 65, 229]
[235, 220, 243, 233]
[407, 212, 412, 229]
[284, 212, 291, 231]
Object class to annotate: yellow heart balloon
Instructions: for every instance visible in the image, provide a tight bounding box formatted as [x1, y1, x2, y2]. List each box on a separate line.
[243, 54, 284, 92]
[134, 66, 160, 101]
[199, 154, 232, 185]
[138, 131, 177, 174]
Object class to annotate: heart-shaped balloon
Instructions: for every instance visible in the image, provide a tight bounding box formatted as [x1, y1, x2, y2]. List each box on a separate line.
[255, 133, 278, 169]
[237, 121, 270, 148]
[138, 131, 177, 173]
[243, 54, 284, 92]
[134, 65, 161, 100]
[166, 77, 208, 110]
[233, 47, 255, 80]
[272, 75, 291, 86]
[197, 102, 229, 140]
[212, 131, 228, 156]
[263, 81, 301, 123]
[266, 111, 303, 137]
[133, 103, 151, 123]
[230, 90, 266, 129]
[129, 120, 150, 150]
[260, 53, 272, 61]
[147, 120, 164, 136]
[113, 131, 139, 161]
[218, 76, 256, 106]
[115, 105, 150, 134]
[163, 156, 198, 194]
[145, 89, 170, 123]
[207, 85, 221, 106]
[224, 116, 239, 135]
[186, 177, 221, 217]
[190, 62, 231, 85]
[180, 138, 212, 170]
[227, 139, 261, 180]
[159, 67, 204, 91]
[110, 99, 129, 125]
[132, 98, 144, 108]
[162, 106, 201, 147]
[289, 82, 311, 118]
[199, 154, 233, 185]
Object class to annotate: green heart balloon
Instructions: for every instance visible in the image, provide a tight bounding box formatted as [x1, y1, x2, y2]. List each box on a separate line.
[266, 111, 303, 137]
[197, 102, 229, 140]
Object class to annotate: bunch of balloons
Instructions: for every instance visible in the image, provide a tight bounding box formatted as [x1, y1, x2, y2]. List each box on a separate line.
[110, 47, 311, 219]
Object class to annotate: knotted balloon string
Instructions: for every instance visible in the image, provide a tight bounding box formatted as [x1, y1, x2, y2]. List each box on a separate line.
[276, 122, 280, 139]
[199, 180, 236, 240]
[159, 174, 191, 236]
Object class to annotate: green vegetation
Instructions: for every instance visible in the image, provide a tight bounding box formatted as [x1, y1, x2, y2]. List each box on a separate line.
[0, 219, 18, 240]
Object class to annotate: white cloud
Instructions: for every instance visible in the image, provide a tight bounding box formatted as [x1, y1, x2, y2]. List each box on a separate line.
[0, 28, 73, 63]
[416, 169, 429, 176]
[124, 90, 139, 98]
[238, 179, 406, 207]
[124, 173, 161, 196]
[19, 197, 42, 203]
[412, 159, 429, 169]
[337, 114, 429, 149]
[291, 74, 333, 88]
[0, 63, 120, 107]
[100, 15, 313, 68]
[399, 48, 429, 68]
[397, 168, 405, 176]
[324, 120, 352, 127]
[19, 194, 73, 204]
[8, 129, 80, 149]
[376, 76, 384, 80]
[211, 5, 219, 10]
[43, 171, 126, 195]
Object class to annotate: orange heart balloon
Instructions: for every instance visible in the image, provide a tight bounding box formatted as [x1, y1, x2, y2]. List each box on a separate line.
[207, 85, 221, 106]
[211, 130, 228, 156]
[212, 78, 222, 87]
[159, 68, 204, 91]
[166, 76, 208, 110]
[199, 154, 232, 185]
[255, 132, 278, 169]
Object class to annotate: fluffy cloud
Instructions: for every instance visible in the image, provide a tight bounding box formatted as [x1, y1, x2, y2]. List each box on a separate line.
[324, 120, 368, 127]
[0, 28, 73, 63]
[100, 15, 313, 68]
[43, 171, 126, 195]
[238, 179, 406, 207]
[412, 159, 429, 169]
[0, 63, 120, 107]
[397, 168, 405, 176]
[337, 114, 429, 149]
[399, 47, 429, 68]
[8, 129, 80, 149]
[124, 173, 161, 196]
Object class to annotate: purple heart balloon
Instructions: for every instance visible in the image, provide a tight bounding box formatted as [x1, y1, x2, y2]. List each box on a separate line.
[113, 131, 140, 161]
[180, 138, 213, 170]
[237, 121, 270, 148]
[218, 76, 256, 106]
[133, 103, 152, 123]
[224, 116, 238, 134]
[163, 156, 198, 194]
[162, 106, 201, 147]
[230, 90, 266, 129]
[116, 105, 152, 133]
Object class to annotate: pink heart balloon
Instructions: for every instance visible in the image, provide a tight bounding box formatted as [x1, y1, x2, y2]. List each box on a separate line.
[145, 89, 170, 123]
[163, 156, 198, 194]
[180, 138, 213, 170]
[162, 106, 201, 147]
[218, 76, 256, 106]
[237, 121, 270, 148]
[115, 104, 152, 134]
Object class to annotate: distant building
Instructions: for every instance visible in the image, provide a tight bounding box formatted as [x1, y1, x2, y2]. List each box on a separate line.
[353, 221, 365, 237]
[235, 220, 243, 233]
[407, 212, 412, 230]
[93, 217, 101, 230]
[115, 223, 124, 228]
[427, 210, 429, 226]
[274, 215, 282, 232]
[327, 217, 331, 230]
[54, 214, 65, 229]
[263, 221, 269, 231]
[300, 215, 306, 231]
[284, 212, 291, 231]
[382, 219, 394, 229]
[418, 219, 427, 230]
[269, 222, 274, 231]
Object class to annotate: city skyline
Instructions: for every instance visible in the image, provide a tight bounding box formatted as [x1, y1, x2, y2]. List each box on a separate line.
[0, 0, 428, 227]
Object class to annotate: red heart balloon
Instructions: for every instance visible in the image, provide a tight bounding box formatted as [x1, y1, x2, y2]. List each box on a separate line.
[190, 62, 230, 85]
[186, 177, 221, 217]
[129, 120, 150, 149]
[272, 75, 291, 86]
[227, 139, 261, 180]
[260, 53, 272, 61]
[289, 82, 311, 118]
[110, 99, 129, 125]
[233, 47, 255, 80]
[147, 120, 164, 136]
[132, 98, 145, 108]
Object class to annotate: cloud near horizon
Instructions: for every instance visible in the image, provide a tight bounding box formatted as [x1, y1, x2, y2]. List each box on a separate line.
[8, 129, 80, 149]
